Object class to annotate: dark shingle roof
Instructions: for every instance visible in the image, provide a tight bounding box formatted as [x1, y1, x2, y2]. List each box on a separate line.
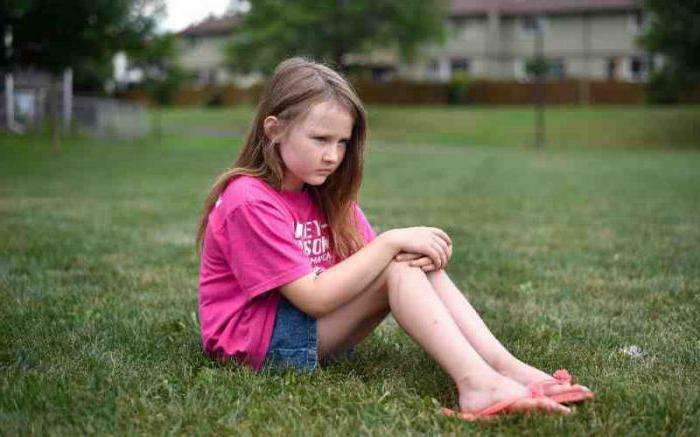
[451, 0, 641, 16]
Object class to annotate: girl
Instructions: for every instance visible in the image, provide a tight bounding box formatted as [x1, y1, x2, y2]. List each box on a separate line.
[197, 58, 593, 421]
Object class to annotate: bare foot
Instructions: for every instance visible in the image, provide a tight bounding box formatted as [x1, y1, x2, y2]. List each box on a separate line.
[452, 371, 571, 420]
[497, 360, 593, 401]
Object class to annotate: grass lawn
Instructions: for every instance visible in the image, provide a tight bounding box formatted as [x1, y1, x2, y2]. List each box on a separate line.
[158, 104, 700, 149]
[1, 106, 699, 434]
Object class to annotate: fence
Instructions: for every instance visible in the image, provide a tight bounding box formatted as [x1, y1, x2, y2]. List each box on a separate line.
[123, 80, 700, 107]
[73, 97, 150, 139]
[1, 92, 150, 139]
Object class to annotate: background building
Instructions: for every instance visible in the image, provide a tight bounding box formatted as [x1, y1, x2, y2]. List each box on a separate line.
[409, 0, 650, 83]
[174, 0, 649, 85]
[176, 14, 241, 87]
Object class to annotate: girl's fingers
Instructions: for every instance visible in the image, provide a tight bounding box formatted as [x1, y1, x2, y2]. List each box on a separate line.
[434, 236, 449, 259]
[431, 227, 452, 247]
[427, 247, 442, 270]
[432, 242, 446, 268]
[409, 256, 432, 267]
[396, 252, 422, 262]
[421, 264, 436, 272]
[432, 240, 448, 267]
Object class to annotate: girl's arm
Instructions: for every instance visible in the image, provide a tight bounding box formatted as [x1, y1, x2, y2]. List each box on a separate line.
[280, 227, 451, 318]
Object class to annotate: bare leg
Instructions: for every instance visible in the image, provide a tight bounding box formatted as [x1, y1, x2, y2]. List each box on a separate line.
[319, 262, 570, 415]
[317, 265, 391, 359]
[426, 270, 592, 398]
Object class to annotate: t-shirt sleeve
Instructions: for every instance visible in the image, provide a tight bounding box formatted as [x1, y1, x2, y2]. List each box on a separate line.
[353, 203, 376, 244]
[224, 200, 313, 299]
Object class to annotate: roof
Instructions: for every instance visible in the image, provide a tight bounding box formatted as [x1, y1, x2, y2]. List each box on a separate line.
[451, 0, 641, 16]
[177, 14, 241, 37]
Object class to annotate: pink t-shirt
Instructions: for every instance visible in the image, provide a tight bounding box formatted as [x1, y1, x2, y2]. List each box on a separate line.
[198, 175, 376, 371]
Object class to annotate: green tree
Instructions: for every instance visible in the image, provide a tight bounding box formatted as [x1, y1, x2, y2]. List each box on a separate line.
[225, 0, 447, 75]
[0, 0, 163, 150]
[641, 0, 700, 103]
[129, 33, 184, 105]
[128, 32, 186, 140]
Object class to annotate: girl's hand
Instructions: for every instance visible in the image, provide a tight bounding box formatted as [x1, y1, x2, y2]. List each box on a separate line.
[395, 243, 453, 272]
[384, 227, 452, 270]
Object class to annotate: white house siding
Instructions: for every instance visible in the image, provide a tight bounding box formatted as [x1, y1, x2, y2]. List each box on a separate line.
[177, 36, 231, 86]
[408, 9, 648, 82]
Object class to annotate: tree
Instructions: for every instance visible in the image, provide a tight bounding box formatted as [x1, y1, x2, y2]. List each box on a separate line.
[640, 0, 700, 103]
[128, 32, 186, 140]
[225, 0, 447, 75]
[0, 0, 164, 150]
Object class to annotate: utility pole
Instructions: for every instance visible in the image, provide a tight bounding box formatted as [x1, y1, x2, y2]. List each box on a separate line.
[533, 16, 545, 149]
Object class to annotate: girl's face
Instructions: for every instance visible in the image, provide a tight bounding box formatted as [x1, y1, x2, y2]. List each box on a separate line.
[268, 100, 354, 192]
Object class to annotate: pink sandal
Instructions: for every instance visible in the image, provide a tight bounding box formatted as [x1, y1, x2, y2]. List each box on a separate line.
[528, 369, 595, 405]
[441, 384, 555, 422]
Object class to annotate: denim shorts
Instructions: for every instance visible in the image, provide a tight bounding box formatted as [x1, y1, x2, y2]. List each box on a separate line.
[262, 296, 355, 373]
[262, 296, 319, 372]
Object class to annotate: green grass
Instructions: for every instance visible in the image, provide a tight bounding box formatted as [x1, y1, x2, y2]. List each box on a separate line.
[2, 107, 700, 434]
[157, 104, 700, 149]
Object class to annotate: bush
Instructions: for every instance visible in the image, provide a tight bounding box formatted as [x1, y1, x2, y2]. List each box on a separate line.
[205, 92, 225, 107]
[646, 68, 683, 104]
[448, 71, 470, 104]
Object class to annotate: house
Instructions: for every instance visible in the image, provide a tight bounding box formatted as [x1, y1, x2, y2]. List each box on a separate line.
[177, 14, 260, 87]
[408, 0, 651, 83]
[175, 0, 650, 84]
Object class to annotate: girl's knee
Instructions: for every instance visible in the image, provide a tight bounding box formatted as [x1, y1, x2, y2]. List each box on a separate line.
[385, 261, 424, 289]
[426, 268, 448, 285]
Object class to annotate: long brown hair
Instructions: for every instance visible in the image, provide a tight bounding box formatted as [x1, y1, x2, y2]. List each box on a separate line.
[196, 57, 368, 260]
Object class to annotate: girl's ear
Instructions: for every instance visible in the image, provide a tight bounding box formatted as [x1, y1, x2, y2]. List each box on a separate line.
[263, 116, 282, 143]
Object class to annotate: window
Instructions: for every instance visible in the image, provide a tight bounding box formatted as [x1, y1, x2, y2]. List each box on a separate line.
[520, 16, 547, 37]
[629, 56, 647, 81]
[450, 58, 471, 75]
[628, 11, 648, 34]
[549, 58, 566, 80]
[371, 67, 395, 83]
[427, 59, 440, 78]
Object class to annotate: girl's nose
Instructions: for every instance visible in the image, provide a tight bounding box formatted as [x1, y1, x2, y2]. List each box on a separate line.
[323, 146, 340, 162]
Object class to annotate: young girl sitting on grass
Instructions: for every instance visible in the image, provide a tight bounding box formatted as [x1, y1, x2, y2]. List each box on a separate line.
[197, 58, 593, 421]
